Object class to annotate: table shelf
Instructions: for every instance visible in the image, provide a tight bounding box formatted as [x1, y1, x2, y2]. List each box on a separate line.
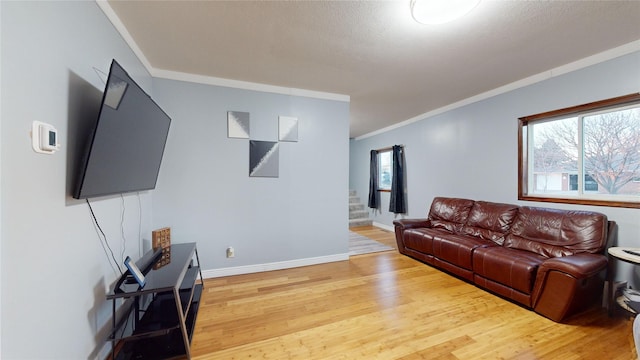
[107, 243, 204, 360]
[608, 247, 640, 317]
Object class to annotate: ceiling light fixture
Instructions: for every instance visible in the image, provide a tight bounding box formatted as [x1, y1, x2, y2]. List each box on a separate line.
[410, 0, 481, 25]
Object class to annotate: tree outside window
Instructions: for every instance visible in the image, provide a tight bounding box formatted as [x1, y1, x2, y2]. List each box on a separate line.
[519, 93, 640, 209]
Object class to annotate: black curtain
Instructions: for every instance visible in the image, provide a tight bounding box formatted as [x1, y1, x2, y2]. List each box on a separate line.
[389, 145, 406, 214]
[368, 150, 379, 209]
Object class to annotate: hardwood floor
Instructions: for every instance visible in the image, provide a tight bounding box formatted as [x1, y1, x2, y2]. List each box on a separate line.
[190, 226, 635, 359]
[350, 225, 398, 250]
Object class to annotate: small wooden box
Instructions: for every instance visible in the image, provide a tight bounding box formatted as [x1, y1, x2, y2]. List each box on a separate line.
[152, 227, 171, 269]
[152, 227, 171, 251]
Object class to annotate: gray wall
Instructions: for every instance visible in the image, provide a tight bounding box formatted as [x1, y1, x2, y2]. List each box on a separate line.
[350, 51, 640, 285]
[1, 2, 349, 358]
[2, 2, 157, 359]
[151, 79, 350, 272]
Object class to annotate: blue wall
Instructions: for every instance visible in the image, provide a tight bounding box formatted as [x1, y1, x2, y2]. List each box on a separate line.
[1, 2, 349, 359]
[151, 78, 350, 273]
[1, 2, 154, 358]
[350, 50, 640, 284]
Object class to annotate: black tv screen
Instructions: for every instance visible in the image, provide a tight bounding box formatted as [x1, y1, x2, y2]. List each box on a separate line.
[73, 60, 171, 199]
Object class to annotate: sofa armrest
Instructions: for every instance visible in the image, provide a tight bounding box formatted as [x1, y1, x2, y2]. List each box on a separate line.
[539, 253, 608, 279]
[393, 218, 430, 230]
[393, 219, 429, 254]
[532, 253, 608, 322]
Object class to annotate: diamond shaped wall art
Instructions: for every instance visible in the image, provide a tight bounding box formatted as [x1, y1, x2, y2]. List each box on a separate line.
[279, 116, 298, 142]
[249, 140, 279, 177]
[228, 111, 250, 138]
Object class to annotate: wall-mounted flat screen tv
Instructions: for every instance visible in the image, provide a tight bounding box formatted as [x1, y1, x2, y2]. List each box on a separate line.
[73, 59, 171, 199]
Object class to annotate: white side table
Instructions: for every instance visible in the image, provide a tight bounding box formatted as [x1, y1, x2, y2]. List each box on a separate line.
[608, 247, 640, 316]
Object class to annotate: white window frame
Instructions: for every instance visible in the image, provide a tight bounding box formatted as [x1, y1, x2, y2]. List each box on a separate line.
[377, 148, 393, 192]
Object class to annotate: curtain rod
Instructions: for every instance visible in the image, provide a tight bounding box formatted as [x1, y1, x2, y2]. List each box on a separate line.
[375, 145, 404, 152]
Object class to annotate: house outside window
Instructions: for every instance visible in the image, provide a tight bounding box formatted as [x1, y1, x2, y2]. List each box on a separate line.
[519, 93, 640, 209]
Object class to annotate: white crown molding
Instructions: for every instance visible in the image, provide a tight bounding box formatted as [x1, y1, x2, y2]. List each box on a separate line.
[97, 1, 637, 143]
[200, 253, 349, 279]
[96, 1, 349, 103]
[355, 39, 640, 141]
[96, 0, 154, 73]
[152, 68, 350, 102]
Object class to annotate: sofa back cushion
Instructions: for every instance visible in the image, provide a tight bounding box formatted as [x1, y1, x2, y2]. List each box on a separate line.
[427, 197, 475, 233]
[461, 201, 519, 245]
[504, 206, 608, 258]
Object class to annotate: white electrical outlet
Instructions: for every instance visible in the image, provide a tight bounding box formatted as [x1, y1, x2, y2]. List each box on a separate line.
[226, 247, 235, 258]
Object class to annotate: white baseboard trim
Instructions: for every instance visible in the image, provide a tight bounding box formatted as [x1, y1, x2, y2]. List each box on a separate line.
[373, 222, 394, 232]
[201, 253, 349, 279]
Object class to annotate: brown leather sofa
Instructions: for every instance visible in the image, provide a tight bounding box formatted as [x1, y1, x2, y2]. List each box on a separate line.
[393, 197, 617, 322]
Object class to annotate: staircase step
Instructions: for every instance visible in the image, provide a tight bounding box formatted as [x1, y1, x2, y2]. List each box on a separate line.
[349, 203, 365, 211]
[348, 190, 371, 227]
[349, 210, 369, 220]
[349, 218, 373, 227]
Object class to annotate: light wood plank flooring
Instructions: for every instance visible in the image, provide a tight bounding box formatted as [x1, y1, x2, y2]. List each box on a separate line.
[350, 225, 398, 250]
[190, 226, 635, 359]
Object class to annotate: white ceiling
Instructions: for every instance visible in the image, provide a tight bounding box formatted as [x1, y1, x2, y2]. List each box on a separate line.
[104, 0, 640, 138]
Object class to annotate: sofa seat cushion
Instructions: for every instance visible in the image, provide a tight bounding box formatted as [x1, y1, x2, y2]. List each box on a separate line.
[461, 201, 519, 245]
[427, 197, 475, 233]
[432, 233, 496, 271]
[473, 246, 546, 294]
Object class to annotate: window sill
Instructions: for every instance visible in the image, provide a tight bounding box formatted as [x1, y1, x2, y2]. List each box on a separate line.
[518, 194, 640, 209]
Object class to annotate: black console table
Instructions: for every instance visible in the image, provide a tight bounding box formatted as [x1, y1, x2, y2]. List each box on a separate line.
[107, 243, 204, 359]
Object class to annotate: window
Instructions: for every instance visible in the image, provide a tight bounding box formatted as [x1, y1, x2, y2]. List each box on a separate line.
[518, 93, 640, 209]
[377, 149, 393, 191]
